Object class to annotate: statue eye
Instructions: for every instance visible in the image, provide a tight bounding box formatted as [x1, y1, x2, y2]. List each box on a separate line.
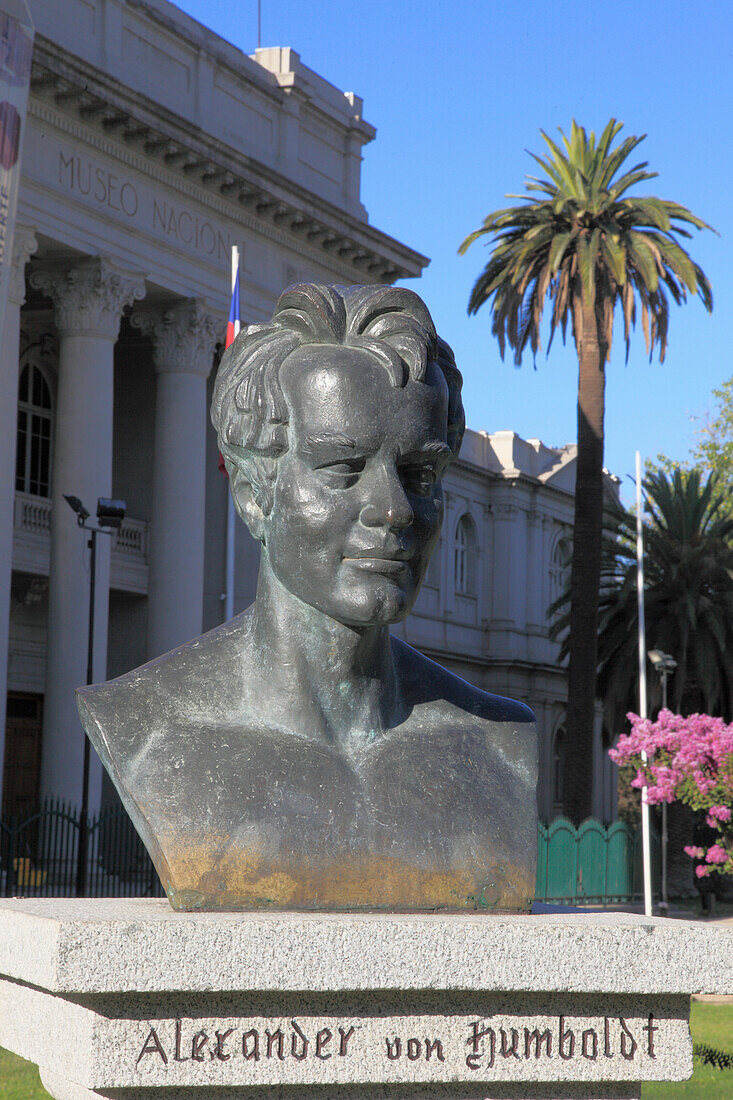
[318, 458, 366, 484]
[328, 461, 364, 474]
[400, 463, 438, 496]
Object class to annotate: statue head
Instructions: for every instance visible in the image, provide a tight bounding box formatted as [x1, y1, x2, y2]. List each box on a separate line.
[211, 284, 465, 626]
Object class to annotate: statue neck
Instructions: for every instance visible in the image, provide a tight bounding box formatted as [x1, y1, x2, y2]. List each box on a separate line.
[249, 557, 403, 747]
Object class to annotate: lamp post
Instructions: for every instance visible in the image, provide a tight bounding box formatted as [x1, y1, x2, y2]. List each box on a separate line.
[64, 494, 125, 896]
[648, 648, 677, 916]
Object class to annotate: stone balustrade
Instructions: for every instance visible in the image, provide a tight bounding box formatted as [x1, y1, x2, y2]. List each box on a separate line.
[12, 492, 149, 593]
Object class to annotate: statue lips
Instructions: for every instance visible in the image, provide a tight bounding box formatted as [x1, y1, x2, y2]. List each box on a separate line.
[343, 546, 413, 576]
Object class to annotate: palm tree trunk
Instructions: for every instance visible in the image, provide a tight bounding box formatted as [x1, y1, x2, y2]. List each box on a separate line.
[563, 294, 607, 824]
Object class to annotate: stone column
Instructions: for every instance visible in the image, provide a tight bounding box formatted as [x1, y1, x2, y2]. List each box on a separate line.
[0, 225, 37, 812]
[132, 299, 217, 659]
[31, 258, 145, 810]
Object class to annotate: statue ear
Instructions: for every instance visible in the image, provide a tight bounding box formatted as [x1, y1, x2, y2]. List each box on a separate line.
[229, 465, 266, 543]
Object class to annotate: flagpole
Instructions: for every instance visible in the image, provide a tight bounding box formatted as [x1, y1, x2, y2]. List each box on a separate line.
[636, 450, 653, 917]
[224, 246, 240, 622]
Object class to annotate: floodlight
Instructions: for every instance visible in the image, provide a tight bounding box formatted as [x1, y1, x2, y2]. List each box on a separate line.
[96, 498, 126, 529]
[648, 649, 677, 672]
[64, 494, 90, 523]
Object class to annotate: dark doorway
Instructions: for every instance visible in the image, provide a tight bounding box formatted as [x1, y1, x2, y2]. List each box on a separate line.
[2, 692, 43, 817]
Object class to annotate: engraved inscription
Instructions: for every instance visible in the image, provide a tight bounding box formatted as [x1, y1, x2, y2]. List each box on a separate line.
[59, 152, 139, 217]
[133, 1011, 665, 1080]
[137, 1019, 360, 1067]
[384, 1035, 446, 1062]
[465, 1015, 658, 1071]
[56, 148, 232, 261]
[152, 198, 228, 258]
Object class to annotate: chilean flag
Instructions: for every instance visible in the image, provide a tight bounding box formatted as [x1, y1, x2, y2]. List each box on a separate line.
[219, 253, 241, 475]
[226, 265, 240, 349]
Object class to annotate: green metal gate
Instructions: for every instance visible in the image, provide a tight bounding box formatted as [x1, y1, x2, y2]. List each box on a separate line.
[536, 817, 661, 904]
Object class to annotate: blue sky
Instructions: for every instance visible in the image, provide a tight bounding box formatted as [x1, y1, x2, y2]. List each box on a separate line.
[178, 0, 731, 499]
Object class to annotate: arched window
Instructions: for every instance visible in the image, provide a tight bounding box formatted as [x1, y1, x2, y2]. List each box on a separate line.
[550, 535, 572, 604]
[552, 724, 566, 812]
[15, 363, 53, 497]
[454, 514, 477, 595]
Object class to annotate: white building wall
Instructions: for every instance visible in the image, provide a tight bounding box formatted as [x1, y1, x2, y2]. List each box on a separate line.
[0, 0, 619, 827]
[0, 0, 426, 815]
[393, 428, 620, 824]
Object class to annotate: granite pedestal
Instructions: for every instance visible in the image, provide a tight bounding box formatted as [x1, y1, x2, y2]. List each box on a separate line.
[0, 899, 730, 1100]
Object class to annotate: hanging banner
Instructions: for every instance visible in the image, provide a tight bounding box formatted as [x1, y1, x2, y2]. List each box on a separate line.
[0, 0, 33, 333]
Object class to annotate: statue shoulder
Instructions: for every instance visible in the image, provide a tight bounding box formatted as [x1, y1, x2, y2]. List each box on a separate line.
[76, 612, 254, 754]
[391, 634, 536, 726]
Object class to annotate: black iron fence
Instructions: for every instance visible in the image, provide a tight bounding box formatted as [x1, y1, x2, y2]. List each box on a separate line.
[0, 798, 163, 898]
[1, 802, 660, 906]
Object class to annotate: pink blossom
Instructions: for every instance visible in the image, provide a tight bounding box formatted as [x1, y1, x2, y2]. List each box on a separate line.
[611, 712, 732, 876]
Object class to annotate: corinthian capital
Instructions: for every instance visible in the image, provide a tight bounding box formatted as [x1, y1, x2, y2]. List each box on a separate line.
[9, 224, 38, 306]
[30, 256, 146, 339]
[132, 298, 218, 377]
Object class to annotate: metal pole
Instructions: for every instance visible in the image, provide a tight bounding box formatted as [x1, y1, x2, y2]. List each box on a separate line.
[636, 451, 653, 917]
[86, 527, 96, 688]
[76, 527, 96, 897]
[660, 668, 668, 915]
[224, 246, 240, 622]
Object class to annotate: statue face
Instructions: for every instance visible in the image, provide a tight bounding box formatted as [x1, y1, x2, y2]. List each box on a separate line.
[261, 344, 451, 627]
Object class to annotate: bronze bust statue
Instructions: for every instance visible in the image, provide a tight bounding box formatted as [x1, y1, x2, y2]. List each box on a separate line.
[77, 284, 538, 912]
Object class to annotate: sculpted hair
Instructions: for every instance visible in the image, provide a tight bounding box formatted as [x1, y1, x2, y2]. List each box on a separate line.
[211, 283, 465, 514]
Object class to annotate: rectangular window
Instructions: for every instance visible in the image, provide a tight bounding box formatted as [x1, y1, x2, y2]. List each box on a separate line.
[29, 414, 51, 496]
[15, 409, 27, 491]
[455, 546, 466, 593]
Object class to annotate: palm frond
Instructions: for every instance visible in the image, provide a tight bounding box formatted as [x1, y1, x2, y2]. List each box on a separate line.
[461, 118, 713, 381]
[585, 468, 733, 723]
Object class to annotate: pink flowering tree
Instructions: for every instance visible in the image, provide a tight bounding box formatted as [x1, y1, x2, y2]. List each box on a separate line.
[609, 710, 733, 878]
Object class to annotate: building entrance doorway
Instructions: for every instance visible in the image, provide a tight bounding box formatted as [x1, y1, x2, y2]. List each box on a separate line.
[2, 692, 43, 817]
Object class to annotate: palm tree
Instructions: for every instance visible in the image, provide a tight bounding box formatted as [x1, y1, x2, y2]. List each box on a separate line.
[594, 468, 733, 728]
[572, 467, 733, 895]
[460, 119, 714, 823]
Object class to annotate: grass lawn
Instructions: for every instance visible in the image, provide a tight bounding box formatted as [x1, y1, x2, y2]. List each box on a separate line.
[0, 1046, 50, 1100]
[643, 1002, 733, 1099]
[1, 1003, 731, 1099]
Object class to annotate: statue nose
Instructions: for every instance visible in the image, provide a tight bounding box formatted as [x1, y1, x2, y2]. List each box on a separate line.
[360, 469, 414, 530]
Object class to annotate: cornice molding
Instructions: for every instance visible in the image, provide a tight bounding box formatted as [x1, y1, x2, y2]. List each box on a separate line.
[27, 98, 369, 283]
[29, 39, 428, 284]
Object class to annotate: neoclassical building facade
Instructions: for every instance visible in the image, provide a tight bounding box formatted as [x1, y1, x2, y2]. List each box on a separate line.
[1, 0, 617, 828]
[0, 0, 426, 820]
[391, 429, 619, 823]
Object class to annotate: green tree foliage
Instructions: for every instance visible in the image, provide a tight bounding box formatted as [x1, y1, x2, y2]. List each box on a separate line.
[460, 119, 714, 823]
[656, 380, 733, 517]
[694, 379, 733, 502]
[555, 468, 733, 736]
